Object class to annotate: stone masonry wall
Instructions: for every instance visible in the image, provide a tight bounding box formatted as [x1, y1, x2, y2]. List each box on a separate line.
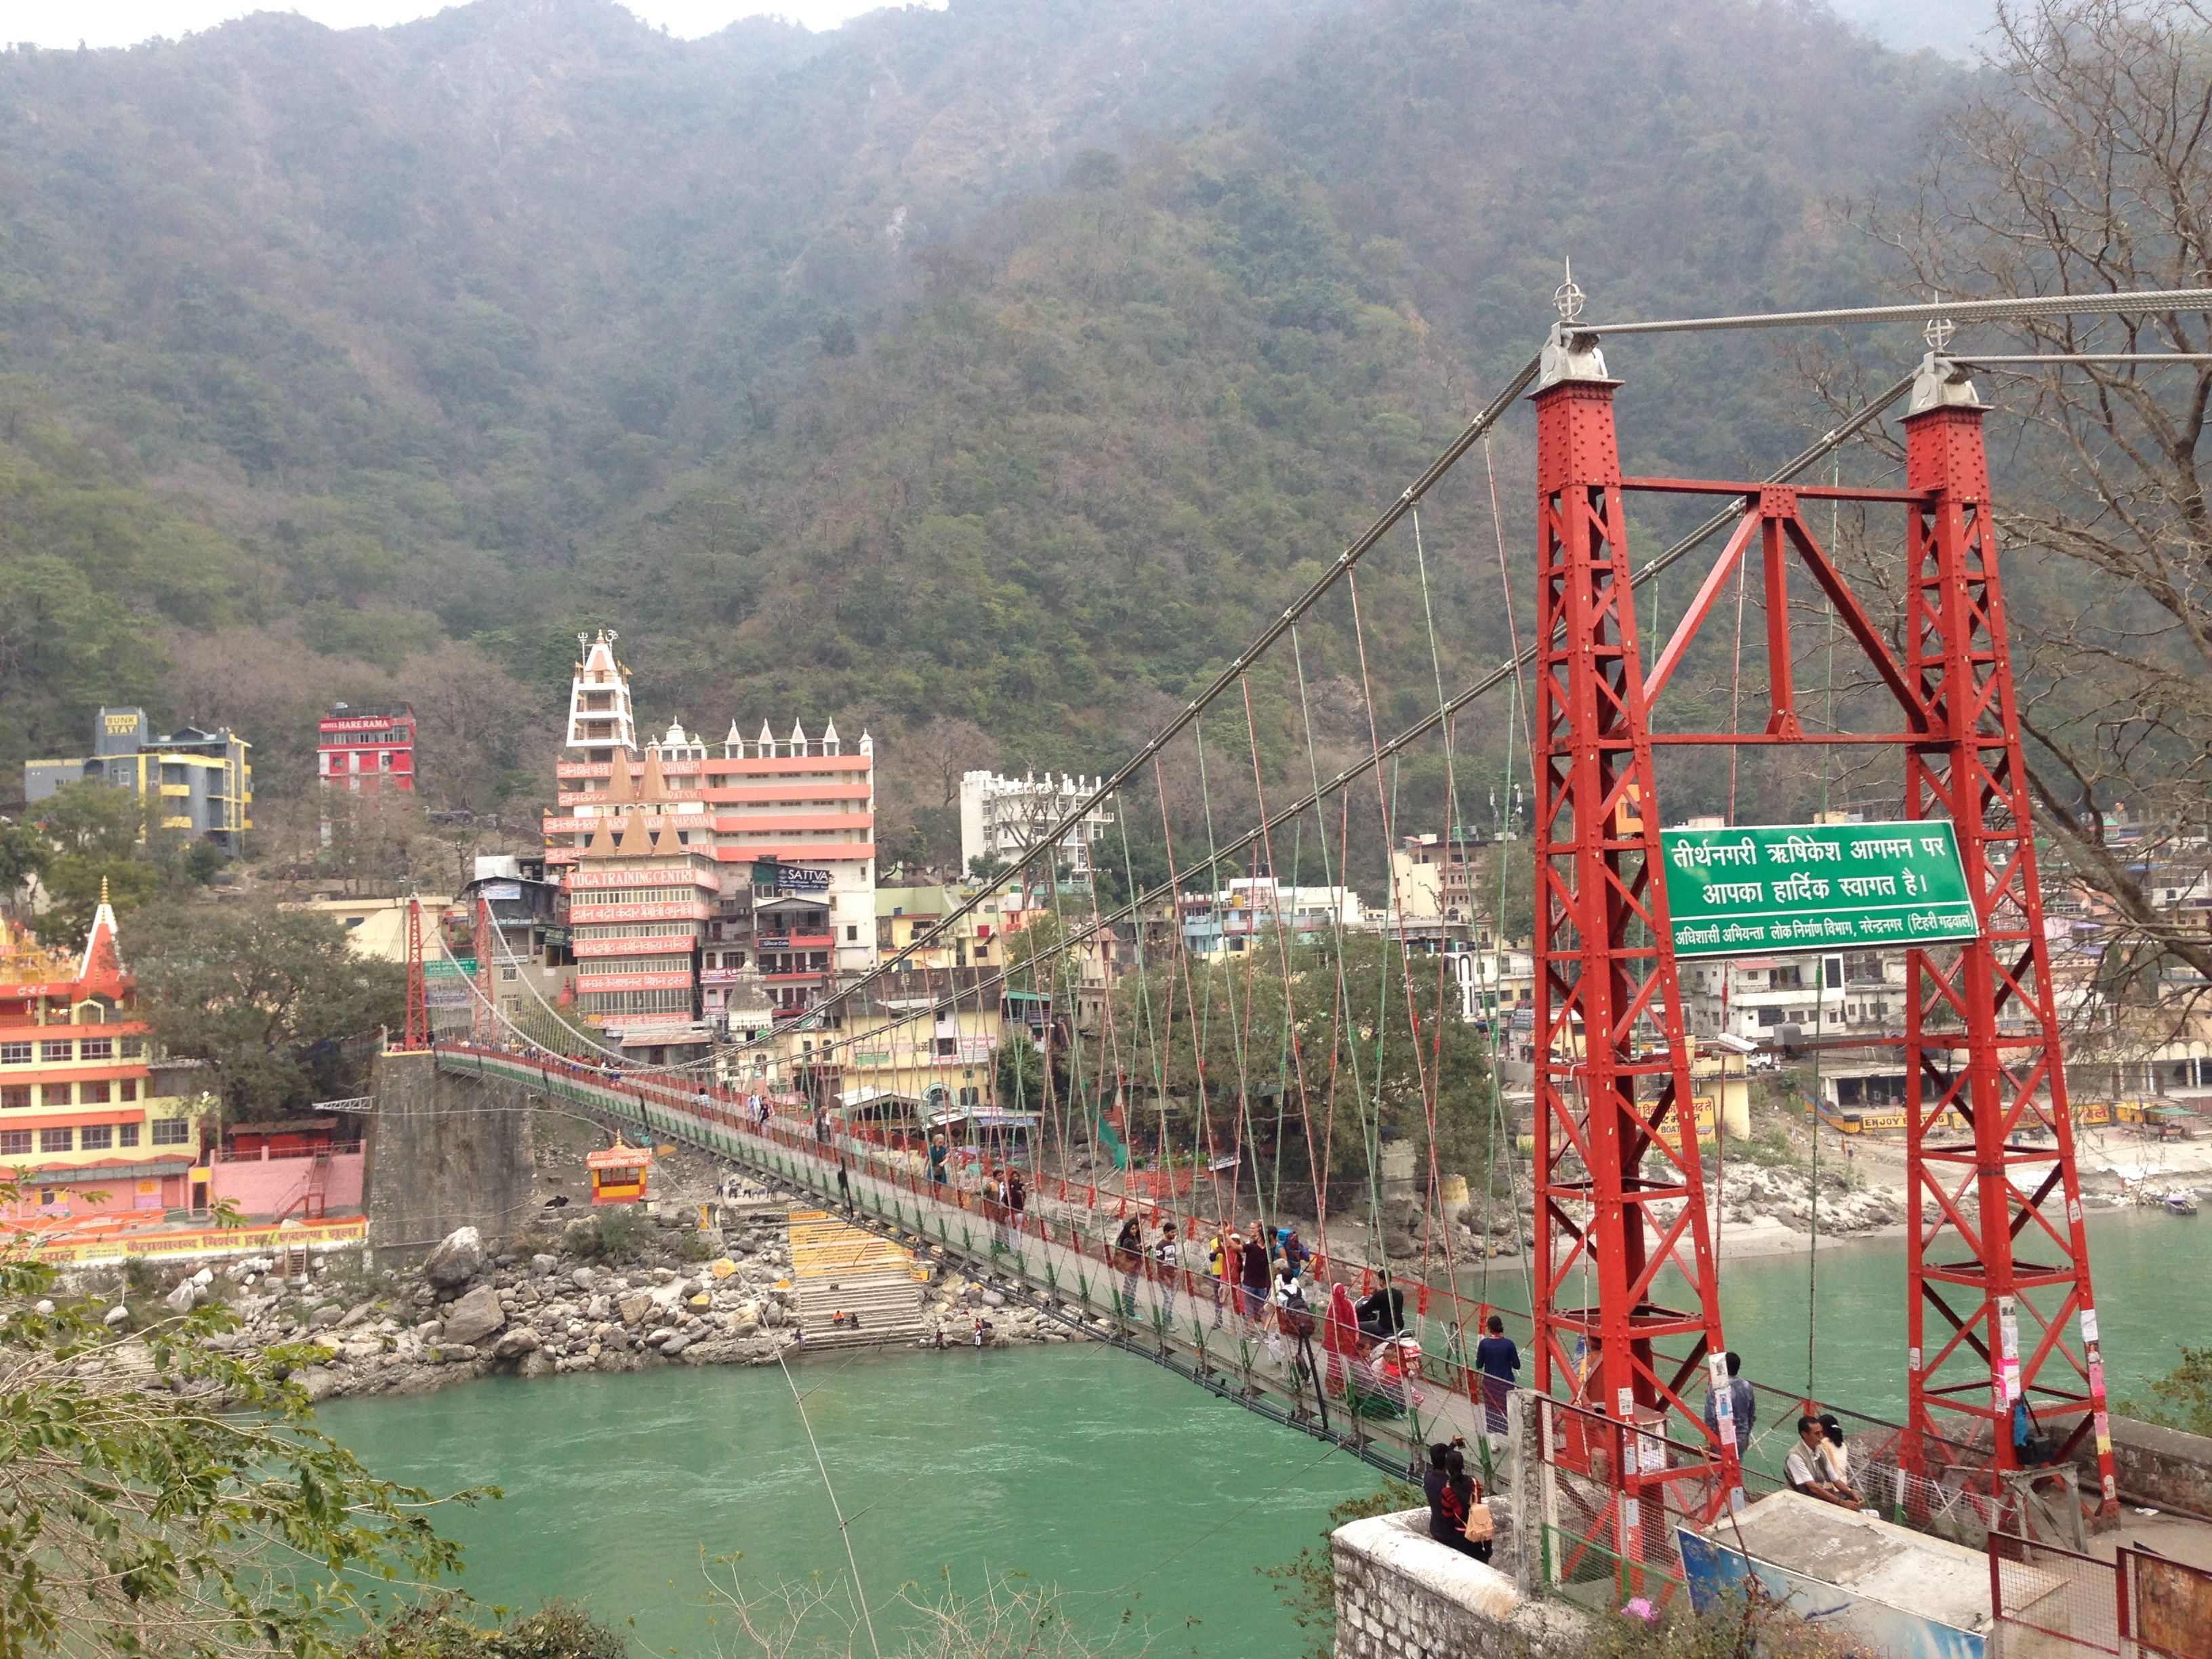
[2073, 1416, 2212, 1517]
[1332, 1511, 1591, 1659]
[363, 1051, 535, 1256]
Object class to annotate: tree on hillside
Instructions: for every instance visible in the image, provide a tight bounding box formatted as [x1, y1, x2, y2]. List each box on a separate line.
[129, 903, 405, 1118]
[1830, 0, 2212, 1004]
[27, 779, 163, 945]
[1105, 930, 1492, 1225]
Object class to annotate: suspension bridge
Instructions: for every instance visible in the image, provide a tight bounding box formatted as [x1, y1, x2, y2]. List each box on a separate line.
[390, 281, 2212, 1605]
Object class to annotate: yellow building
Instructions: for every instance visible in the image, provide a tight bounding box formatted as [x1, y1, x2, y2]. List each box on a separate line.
[0, 900, 207, 1218]
[875, 884, 1011, 970]
[288, 895, 455, 964]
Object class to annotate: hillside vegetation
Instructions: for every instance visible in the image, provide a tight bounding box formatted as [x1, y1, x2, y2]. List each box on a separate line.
[0, 0, 1950, 857]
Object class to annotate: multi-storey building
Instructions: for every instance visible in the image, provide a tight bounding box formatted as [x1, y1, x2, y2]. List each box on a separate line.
[875, 885, 1008, 972]
[1680, 951, 1905, 1044]
[565, 749, 718, 1064]
[0, 897, 205, 1216]
[1391, 827, 1504, 941]
[1179, 878, 1363, 957]
[317, 702, 417, 796]
[545, 631, 877, 1034]
[455, 855, 571, 1037]
[959, 771, 1113, 882]
[25, 707, 251, 857]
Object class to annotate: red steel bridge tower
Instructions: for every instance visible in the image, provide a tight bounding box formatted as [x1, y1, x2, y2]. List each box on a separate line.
[1529, 316, 2116, 1551]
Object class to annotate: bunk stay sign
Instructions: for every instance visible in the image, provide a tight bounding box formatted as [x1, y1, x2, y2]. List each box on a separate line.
[1658, 821, 1978, 959]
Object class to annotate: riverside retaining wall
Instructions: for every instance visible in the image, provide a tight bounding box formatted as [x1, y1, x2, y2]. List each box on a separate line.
[1331, 1510, 1590, 1659]
[363, 1051, 534, 1256]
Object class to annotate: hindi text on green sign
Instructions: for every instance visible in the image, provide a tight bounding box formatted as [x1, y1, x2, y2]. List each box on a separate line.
[1658, 821, 1977, 958]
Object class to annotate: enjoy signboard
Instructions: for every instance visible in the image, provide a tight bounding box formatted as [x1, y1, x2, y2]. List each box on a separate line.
[1658, 821, 1978, 958]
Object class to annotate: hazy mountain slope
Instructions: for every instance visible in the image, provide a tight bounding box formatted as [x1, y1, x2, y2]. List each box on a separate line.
[0, 0, 1952, 837]
[548, 0, 1951, 773]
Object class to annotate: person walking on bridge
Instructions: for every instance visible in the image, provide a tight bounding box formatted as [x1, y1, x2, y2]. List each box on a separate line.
[1473, 1314, 1520, 1443]
[1238, 1227, 1270, 1324]
[928, 1132, 949, 1188]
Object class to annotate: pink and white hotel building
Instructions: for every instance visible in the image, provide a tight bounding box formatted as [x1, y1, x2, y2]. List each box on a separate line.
[544, 632, 878, 1046]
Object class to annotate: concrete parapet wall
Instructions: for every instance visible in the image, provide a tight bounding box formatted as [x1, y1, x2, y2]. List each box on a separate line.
[1332, 1511, 1591, 1659]
[2074, 1416, 2212, 1518]
[364, 1051, 534, 1256]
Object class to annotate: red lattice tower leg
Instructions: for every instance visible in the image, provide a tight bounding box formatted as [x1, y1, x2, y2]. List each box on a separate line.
[1530, 331, 1742, 1561]
[1901, 382, 2118, 1514]
[403, 893, 430, 1052]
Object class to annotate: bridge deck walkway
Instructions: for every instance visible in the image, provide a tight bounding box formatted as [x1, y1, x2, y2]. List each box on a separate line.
[433, 1043, 1486, 1477]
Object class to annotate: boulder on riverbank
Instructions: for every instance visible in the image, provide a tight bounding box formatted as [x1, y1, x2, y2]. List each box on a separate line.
[423, 1227, 485, 1288]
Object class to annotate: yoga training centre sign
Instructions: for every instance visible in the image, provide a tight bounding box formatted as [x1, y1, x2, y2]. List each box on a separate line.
[1658, 821, 1978, 958]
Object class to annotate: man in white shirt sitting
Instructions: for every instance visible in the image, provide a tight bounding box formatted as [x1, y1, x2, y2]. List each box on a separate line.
[1784, 1415, 1864, 1508]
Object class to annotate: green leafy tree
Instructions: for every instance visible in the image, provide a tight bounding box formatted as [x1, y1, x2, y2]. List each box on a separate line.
[995, 1031, 1049, 1113]
[26, 779, 161, 946]
[0, 1185, 485, 1657]
[1107, 930, 1494, 1218]
[128, 902, 406, 1118]
[0, 819, 53, 910]
[2121, 1344, 2212, 1439]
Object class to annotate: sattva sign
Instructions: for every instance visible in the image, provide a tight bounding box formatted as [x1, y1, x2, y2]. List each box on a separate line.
[1658, 821, 1978, 958]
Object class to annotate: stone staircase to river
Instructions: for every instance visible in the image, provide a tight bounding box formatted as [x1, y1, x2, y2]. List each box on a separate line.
[790, 1209, 927, 1351]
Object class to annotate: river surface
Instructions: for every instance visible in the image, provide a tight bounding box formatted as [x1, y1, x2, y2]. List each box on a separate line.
[319, 1210, 2209, 1656]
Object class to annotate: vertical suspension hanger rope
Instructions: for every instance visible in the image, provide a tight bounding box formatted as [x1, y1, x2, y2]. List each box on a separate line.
[1483, 435, 1539, 1313]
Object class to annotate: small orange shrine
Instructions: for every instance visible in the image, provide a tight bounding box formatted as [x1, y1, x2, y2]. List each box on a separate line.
[585, 1142, 652, 1206]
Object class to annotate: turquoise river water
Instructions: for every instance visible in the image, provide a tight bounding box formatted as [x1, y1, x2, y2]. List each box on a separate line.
[318, 1210, 2211, 1657]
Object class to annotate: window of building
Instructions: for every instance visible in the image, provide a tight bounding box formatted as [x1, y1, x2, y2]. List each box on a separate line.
[119, 1079, 138, 1101]
[39, 1127, 72, 1153]
[150, 1118, 191, 1146]
[499, 966, 518, 981]
[41, 1084, 70, 1107]
[121, 1037, 143, 1059]
[81, 1081, 111, 1105]
[846, 924, 858, 941]
[79, 1124, 112, 1151]
[0, 1086, 26, 1111]
[1758, 1008, 1782, 1027]
[80, 1038, 113, 1061]
[936, 1038, 957, 1057]
[0, 1130, 27, 1156]
[118, 1122, 139, 1147]
[380, 750, 393, 771]
[40, 1040, 72, 1063]
[0, 1042, 30, 1065]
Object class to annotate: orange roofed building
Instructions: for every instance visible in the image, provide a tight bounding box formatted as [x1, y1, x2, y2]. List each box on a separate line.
[0, 895, 207, 1218]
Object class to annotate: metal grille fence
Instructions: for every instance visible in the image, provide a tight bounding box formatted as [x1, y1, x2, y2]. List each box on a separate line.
[2119, 1545, 2212, 1659]
[1990, 1531, 2119, 1659]
[1532, 1395, 1734, 1610]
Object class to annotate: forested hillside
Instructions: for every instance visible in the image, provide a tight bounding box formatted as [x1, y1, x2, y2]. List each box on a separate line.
[0, 0, 1951, 851]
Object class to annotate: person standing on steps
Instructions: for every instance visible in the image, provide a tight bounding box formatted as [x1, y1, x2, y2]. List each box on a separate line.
[1473, 1313, 1521, 1442]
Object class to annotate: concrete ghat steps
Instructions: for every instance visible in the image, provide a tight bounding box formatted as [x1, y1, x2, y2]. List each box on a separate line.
[791, 1209, 925, 1350]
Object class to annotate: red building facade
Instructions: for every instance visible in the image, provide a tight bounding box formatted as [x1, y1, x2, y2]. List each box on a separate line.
[318, 703, 417, 795]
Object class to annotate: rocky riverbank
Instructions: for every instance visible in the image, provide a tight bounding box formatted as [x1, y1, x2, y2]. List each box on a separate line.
[64, 1201, 1075, 1407]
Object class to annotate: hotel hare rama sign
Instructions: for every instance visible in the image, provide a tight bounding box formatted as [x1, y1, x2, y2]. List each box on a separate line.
[1658, 821, 1978, 959]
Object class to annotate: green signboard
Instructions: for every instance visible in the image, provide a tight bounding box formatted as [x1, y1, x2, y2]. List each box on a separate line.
[1659, 821, 1978, 958]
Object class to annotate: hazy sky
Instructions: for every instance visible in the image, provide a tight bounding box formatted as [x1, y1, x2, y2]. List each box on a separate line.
[6, 1, 931, 51]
